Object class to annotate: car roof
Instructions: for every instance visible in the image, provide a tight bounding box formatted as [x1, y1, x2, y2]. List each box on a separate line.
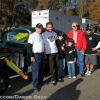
[4, 27, 66, 47]
[12, 27, 63, 33]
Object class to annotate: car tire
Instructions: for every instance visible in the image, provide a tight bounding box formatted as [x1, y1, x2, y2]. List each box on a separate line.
[0, 70, 10, 95]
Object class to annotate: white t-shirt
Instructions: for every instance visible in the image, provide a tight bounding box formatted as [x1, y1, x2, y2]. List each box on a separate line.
[42, 31, 58, 54]
[28, 32, 44, 53]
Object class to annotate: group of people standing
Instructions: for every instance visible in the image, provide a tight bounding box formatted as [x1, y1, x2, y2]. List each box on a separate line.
[28, 21, 100, 91]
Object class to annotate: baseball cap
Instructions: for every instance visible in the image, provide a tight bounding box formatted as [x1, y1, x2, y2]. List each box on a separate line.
[68, 38, 74, 43]
[86, 26, 92, 30]
[36, 23, 43, 28]
[58, 32, 66, 36]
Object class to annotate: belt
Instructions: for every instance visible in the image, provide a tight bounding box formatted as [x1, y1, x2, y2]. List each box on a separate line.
[34, 52, 44, 54]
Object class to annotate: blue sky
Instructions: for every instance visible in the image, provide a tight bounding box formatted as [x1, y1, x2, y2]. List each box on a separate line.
[66, 0, 77, 9]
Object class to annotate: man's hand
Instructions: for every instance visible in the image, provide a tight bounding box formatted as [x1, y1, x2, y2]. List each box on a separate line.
[92, 47, 96, 51]
[81, 50, 85, 55]
[74, 58, 76, 62]
[44, 54, 47, 59]
[69, 50, 73, 54]
[61, 46, 65, 51]
[31, 57, 35, 62]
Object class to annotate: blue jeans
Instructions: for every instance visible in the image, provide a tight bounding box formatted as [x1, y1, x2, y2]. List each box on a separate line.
[67, 62, 75, 77]
[31, 53, 45, 87]
[59, 59, 65, 77]
[76, 49, 84, 74]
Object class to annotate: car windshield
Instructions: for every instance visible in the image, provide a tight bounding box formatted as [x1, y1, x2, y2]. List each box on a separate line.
[3, 28, 66, 44]
[3, 29, 30, 43]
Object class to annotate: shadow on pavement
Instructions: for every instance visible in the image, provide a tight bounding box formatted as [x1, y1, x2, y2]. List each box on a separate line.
[47, 78, 83, 100]
[2, 68, 51, 96]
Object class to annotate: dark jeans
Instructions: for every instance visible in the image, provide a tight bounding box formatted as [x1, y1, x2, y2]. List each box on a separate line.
[47, 53, 59, 81]
[31, 53, 45, 87]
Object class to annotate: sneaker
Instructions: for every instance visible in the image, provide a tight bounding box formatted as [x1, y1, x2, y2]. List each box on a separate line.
[33, 86, 38, 92]
[87, 71, 92, 75]
[85, 70, 89, 75]
[80, 74, 85, 77]
[72, 76, 76, 78]
[68, 76, 71, 78]
[52, 81, 56, 85]
[58, 78, 62, 81]
[58, 78, 64, 82]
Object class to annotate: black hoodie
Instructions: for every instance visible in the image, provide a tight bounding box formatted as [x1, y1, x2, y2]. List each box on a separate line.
[65, 45, 76, 62]
[56, 39, 66, 59]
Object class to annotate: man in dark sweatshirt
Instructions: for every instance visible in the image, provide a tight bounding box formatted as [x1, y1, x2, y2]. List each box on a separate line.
[85, 26, 100, 75]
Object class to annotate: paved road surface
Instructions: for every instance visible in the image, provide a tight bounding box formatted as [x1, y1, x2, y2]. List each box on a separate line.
[1, 56, 100, 100]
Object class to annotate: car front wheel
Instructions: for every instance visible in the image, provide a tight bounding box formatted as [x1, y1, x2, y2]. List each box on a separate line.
[0, 70, 10, 95]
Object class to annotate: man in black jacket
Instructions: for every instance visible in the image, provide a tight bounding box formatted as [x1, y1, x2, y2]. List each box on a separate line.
[85, 27, 100, 75]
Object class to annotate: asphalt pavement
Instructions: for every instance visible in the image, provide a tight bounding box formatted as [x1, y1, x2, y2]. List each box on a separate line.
[1, 56, 100, 100]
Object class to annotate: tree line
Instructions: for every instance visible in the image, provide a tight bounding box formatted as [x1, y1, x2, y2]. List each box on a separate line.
[0, 0, 99, 27]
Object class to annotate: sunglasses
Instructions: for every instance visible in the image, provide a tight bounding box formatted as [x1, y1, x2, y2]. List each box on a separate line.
[86, 29, 92, 31]
[72, 26, 77, 27]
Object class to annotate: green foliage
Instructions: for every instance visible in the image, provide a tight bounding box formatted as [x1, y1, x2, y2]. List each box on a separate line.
[0, 0, 98, 27]
[0, 0, 31, 26]
[88, 0, 100, 24]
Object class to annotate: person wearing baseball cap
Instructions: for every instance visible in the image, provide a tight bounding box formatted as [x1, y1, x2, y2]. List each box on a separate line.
[28, 23, 45, 91]
[85, 26, 100, 75]
[36, 23, 43, 28]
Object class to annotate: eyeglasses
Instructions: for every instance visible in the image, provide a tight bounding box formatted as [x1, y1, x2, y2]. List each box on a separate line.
[72, 26, 77, 27]
[86, 29, 92, 31]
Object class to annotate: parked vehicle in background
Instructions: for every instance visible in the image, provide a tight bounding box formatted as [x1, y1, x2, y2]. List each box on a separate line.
[31, 9, 98, 33]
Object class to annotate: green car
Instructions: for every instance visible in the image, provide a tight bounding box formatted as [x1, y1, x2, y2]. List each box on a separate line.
[0, 27, 66, 94]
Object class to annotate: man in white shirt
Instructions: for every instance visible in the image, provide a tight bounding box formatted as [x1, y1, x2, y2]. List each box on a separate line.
[42, 22, 59, 85]
[28, 23, 45, 91]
